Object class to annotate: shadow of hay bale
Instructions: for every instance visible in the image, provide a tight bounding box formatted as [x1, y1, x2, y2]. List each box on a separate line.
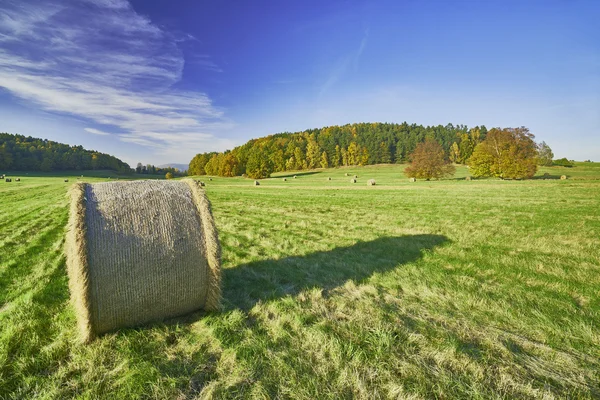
[223, 234, 449, 311]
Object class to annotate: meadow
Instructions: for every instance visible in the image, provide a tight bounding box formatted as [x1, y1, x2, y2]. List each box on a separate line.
[0, 163, 599, 399]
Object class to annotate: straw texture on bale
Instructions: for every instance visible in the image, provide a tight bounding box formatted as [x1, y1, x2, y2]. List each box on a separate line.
[65, 179, 221, 343]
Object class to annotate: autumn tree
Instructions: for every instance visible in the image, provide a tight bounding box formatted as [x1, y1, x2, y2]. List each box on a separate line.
[305, 134, 321, 169]
[536, 141, 554, 166]
[404, 138, 455, 180]
[347, 142, 359, 165]
[320, 151, 329, 168]
[468, 127, 537, 179]
[333, 145, 341, 167]
[246, 147, 274, 178]
[449, 142, 460, 163]
[220, 153, 239, 177]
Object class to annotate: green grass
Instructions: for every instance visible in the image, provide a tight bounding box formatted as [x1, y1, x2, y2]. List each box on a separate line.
[1, 164, 599, 399]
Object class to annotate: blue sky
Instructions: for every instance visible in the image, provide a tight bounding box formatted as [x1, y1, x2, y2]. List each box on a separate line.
[0, 0, 598, 166]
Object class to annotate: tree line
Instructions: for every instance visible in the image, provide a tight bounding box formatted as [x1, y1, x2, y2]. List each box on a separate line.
[189, 122, 490, 178]
[134, 163, 186, 178]
[404, 127, 557, 180]
[0, 133, 130, 173]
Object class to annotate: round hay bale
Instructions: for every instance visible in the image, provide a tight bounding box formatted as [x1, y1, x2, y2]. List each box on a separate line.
[367, 179, 376, 186]
[254, 180, 260, 186]
[282, 178, 287, 181]
[327, 177, 331, 181]
[65, 179, 221, 343]
[465, 176, 471, 181]
[560, 175, 567, 180]
[64, 179, 69, 182]
[350, 178, 356, 183]
[345, 173, 349, 176]
[199, 181, 206, 187]
[354, 175, 358, 178]
[15, 178, 20, 182]
[293, 175, 297, 179]
[209, 178, 213, 181]
[409, 177, 416, 182]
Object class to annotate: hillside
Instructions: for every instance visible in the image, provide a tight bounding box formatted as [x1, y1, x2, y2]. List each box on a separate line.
[189, 122, 488, 178]
[0, 133, 131, 173]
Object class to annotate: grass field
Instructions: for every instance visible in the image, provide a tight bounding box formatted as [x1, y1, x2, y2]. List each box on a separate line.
[1, 163, 599, 399]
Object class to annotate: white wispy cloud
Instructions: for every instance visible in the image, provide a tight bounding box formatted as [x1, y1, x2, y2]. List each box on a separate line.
[319, 27, 370, 97]
[84, 127, 111, 136]
[0, 0, 234, 156]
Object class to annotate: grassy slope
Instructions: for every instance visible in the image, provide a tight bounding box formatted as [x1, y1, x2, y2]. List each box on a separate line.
[0, 165, 599, 399]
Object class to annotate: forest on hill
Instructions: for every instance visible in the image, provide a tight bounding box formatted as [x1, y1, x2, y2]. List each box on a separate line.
[0, 133, 131, 173]
[189, 122, 489, 178]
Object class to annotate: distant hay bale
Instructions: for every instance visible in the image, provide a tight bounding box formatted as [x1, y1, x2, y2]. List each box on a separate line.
[409, 177, 416, 182]
[65, 179, 221, 343]
[345, 173, 349, 176]
[465, 176, 471, 181]
[64, 179, 69, 182]
[5, 178, 11, 182]
[254, 180, 260, 186]
[327, 177, 331, 181]
[367, 179, 376, 186]
[199, 181, 206, 187]
[282, 178, 287, 181]
[354, 175, 358, 178]
[293, 175, 297, 179]
[15, 178, 20, 182]
[209, 178, 213, 181]
[350, 178, 356, 183]
[560, 175, 567, 180]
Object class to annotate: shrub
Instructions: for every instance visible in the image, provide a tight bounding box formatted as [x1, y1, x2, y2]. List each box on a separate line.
[553, 158, 574, 167]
